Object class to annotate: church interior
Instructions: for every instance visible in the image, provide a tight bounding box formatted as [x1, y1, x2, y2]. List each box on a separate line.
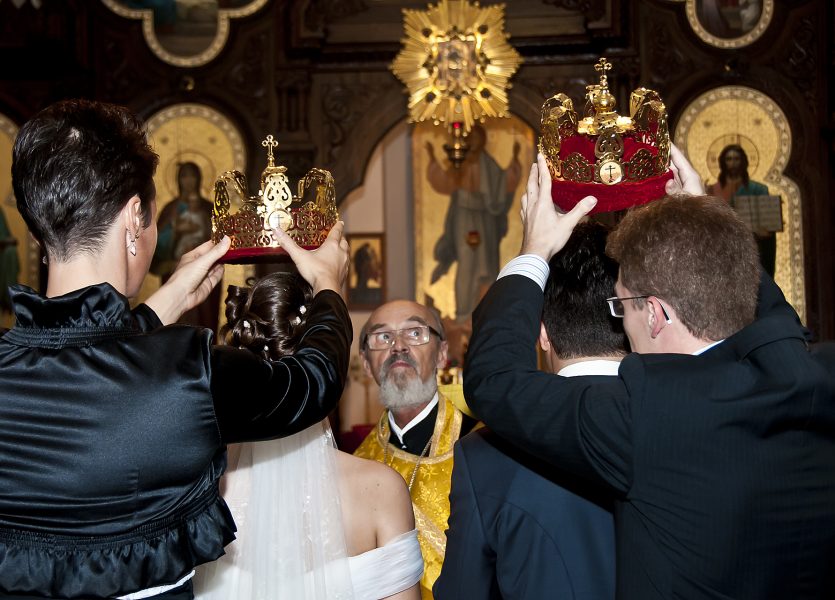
[1, 0, 833, 440]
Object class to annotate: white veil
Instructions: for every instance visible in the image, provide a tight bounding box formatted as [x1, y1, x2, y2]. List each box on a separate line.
[194, 420, 354, 599]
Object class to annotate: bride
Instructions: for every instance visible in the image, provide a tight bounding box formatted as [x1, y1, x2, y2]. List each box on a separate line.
[194, 270, 423, 600]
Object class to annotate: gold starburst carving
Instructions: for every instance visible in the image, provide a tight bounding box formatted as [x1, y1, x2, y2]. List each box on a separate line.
[391, 0, 522, 135]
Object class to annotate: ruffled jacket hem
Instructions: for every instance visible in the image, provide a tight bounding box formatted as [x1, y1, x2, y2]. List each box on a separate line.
[0, 490, 236, 598]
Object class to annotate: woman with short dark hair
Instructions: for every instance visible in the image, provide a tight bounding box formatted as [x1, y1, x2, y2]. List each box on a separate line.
[0, 99, 351, 600]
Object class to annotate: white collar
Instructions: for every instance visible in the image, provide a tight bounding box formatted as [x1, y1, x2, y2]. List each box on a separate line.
[557, 359, 621, 377]
[388, 392, 439, 445]
[693, 339, 725, 355]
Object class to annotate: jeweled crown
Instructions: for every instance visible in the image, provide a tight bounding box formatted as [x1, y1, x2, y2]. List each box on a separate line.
[212, 135, 338, 263]
[539, 58, 672, 213]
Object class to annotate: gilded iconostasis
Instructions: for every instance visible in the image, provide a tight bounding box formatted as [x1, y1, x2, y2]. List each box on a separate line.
[1, 0, 833, 349]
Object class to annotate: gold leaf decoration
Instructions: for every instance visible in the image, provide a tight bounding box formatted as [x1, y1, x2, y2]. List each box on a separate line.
[391, 0, 522, 135]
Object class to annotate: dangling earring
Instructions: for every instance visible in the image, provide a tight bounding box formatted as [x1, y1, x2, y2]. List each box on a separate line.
[127, 231, 137, 256]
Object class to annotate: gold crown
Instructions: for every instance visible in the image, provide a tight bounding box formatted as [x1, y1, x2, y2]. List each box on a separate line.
[211, 135, 338, 263]
[539, 58, 670, 188]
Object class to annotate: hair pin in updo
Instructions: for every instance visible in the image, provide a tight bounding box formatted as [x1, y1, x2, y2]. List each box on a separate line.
[242, 320, 251, 330]
[290, 315, 302, 326]
[299, 305, 307, 315]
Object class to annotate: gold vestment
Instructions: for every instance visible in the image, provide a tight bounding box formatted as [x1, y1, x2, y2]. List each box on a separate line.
[354, 385, 466, 600]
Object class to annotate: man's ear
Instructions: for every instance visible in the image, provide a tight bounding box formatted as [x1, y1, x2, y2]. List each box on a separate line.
[538, 322, 551, 352]
[647, 297, 670, 339]
[361, 351, 375, 380]
[436, 339, 449, 369]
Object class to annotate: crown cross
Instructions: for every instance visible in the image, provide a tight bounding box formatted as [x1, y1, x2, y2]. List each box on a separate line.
[262, 135, 279, 167]
[594, 58, 612, 87]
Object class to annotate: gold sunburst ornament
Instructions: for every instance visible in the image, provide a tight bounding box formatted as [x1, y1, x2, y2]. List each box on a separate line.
[391, 0, 521, 139]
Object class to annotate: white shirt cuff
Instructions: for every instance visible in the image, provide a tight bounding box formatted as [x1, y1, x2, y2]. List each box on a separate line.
[497, 255, 550, 291]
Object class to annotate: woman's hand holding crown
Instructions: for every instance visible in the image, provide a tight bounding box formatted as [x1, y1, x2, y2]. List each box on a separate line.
[272, 221, 350, 297]
[146, 236, 230, 325]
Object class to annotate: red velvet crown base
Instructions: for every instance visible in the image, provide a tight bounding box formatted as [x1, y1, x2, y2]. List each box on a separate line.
[551, 170, 675, 214]
[219, 244, 320, 264]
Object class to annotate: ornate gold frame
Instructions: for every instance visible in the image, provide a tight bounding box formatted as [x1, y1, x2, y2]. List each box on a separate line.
[391, 0, 522, 137]
[675, 85, 805, 322]
[682, 0, 774, 49]
[139, 103, 252, 322]
[101, 0, 268, 67]
[146, 103, 247, 202]
[0, 114, 40, 303]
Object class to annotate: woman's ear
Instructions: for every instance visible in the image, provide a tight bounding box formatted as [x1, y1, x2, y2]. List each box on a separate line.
[121, 195, 143, 235]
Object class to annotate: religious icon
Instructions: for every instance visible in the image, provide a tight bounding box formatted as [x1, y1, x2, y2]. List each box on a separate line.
[151, 161, 221, 330]
[674, 85, 804, 322]
[142, 102, 250, 332]
[706, 144, 780, 277]
[684, 0, 773, 49]
[0, 206, 20, 314]
[695, 0, 763, 39]
[0, 114, 31, 327]
[152, 162, 214, 275]
[102, 0, 266, 66]
[414, 119, 532, 368]
[346, 233, 384, 310]
[598, 161, 624, 185]
[423, 123, 522, 323]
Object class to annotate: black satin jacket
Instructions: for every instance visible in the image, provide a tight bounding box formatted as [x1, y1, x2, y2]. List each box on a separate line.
[0, 283, 351, 598]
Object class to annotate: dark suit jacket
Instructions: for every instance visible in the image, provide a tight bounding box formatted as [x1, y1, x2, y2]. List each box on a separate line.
[434, 428, 615, 599]
[465, 274, 835, 599]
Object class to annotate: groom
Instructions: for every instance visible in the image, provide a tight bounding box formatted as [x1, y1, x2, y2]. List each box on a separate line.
[435, 222, 619, 600]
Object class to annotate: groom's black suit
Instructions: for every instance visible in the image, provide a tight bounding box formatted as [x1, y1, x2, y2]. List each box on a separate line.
[465, 273, 835, 599]
[435, 428, 615, 599]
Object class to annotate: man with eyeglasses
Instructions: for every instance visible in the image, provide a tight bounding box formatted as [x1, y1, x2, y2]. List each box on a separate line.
[354, 300, 478, 599]
[464, 148, 835, 599]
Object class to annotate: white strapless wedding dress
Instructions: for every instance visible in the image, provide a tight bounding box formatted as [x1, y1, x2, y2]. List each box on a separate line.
[193, 423, 423, 600]
[349, 529, 423, 600]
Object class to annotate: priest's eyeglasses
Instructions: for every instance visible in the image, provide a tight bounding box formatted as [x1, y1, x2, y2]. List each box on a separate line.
[365, 325, 442, 351]
[606, 295, 672, 324]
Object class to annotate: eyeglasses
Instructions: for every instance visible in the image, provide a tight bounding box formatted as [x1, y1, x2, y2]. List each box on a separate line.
[364, 325, 442, 351]
[606, 295, 672, 324]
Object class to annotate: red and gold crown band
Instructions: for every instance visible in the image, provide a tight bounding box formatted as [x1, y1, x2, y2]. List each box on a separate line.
[211, 135, 338, 263]
[539, 58, 673, 213]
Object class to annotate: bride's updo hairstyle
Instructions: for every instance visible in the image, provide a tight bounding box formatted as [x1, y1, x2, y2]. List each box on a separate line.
[221, 272, 313, 359]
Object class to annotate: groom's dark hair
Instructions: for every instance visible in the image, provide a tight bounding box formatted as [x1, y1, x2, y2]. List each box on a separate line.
[542, 222, 626, 359]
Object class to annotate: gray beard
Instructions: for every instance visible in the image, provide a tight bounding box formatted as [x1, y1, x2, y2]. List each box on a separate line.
[379, 372, 437, 410]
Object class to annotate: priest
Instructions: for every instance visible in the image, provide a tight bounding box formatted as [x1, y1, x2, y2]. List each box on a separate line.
[354, 300, 477, 599]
